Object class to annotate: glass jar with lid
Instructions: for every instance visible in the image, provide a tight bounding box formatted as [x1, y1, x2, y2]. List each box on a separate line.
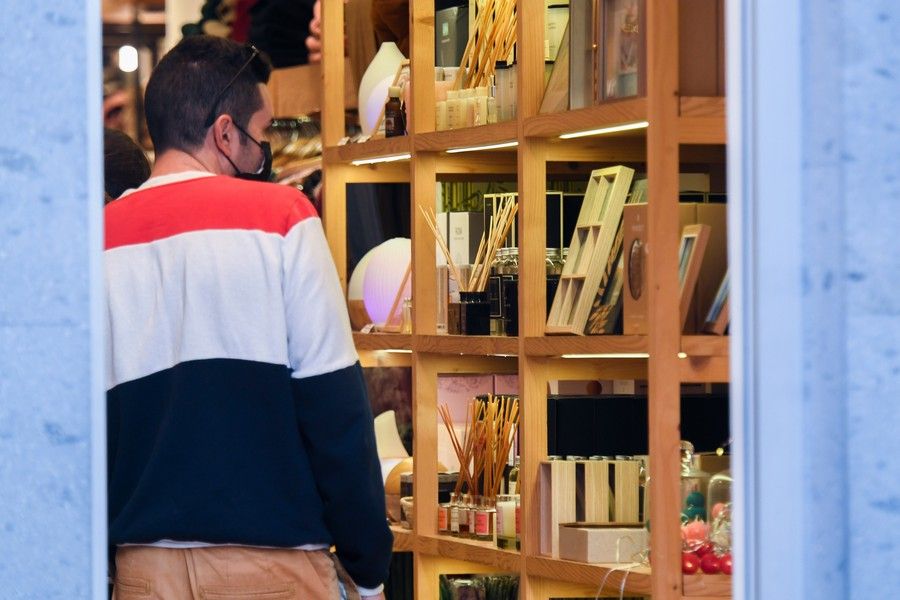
[707, 468, 732, 553]
[499, 247, 519, 336]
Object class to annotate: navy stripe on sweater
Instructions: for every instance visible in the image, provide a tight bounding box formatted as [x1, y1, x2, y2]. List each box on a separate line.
[107, 358, 392, 589]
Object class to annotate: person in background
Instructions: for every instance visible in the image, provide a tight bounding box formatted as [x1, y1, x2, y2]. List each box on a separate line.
[105, 36, 392, 599]
[103, 128, 151, 202]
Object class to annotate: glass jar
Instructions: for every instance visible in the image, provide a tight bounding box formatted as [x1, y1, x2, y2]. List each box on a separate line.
[489, 248, 511, 336]
[680, 441, 710, 523]
[499, 247, 519, 336]
[707, 468, 732, 553]
[545, 247, 563, 314]
[401, 298, 412, 334]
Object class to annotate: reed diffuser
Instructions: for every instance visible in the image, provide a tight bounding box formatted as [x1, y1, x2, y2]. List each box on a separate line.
[439, 395, 519, 540]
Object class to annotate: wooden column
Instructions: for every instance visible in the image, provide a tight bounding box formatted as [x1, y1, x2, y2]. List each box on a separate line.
[321, 1, 347, 290]
[646, 0, 683, 599]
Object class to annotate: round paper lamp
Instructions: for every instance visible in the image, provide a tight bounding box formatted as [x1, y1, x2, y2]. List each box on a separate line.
[357, 42, 405, 136]
[347, 250, 374, 330]
[363, 238, 411, 326]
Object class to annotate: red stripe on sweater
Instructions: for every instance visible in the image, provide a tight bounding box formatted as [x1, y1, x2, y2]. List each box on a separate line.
[105, 175, 317, 250]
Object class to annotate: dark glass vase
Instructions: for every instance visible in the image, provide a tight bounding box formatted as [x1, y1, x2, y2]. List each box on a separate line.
[459, 291, 490, 335]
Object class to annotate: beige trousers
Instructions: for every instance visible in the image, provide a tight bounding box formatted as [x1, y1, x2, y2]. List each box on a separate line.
[113, 546, 361, 600]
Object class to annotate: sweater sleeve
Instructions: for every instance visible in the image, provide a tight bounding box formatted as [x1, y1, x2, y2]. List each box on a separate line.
[282, 200, 393, 588]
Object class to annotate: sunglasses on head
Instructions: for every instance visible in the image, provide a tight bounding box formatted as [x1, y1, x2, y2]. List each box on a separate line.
[203, 44, 262, 129]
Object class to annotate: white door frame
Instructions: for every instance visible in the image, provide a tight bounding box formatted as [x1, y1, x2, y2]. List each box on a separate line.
[727, 0, 806, 598]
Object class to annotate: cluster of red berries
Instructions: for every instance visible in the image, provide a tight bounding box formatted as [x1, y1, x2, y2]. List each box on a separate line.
[681, 542, 732, 575]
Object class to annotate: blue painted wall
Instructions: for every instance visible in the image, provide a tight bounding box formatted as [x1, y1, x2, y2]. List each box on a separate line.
[802, 0, 900, 597]
[0, 2, 105, 598]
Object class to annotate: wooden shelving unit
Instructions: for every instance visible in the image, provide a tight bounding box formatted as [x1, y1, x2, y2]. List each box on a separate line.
[317, 2, 730, 598]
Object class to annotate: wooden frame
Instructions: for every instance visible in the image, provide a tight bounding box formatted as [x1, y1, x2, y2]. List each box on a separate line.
[547, 166, 635, 335]
[703, 270, 730, 335]
[587, 178, 647, 334]
[678, 224, 711, 331]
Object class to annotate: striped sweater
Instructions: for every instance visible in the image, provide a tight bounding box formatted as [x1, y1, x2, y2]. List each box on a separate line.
[104, 172, 392, 590]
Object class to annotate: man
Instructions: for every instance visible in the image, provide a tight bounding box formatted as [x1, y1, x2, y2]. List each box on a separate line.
[105, 36, 392, 599]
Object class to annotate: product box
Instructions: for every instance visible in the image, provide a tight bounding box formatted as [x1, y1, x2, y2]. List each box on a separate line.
[435, 6, 469, 67]
[558, 523, 648, 564]
[435, 211, 449, 266]
[449, 211, 485, 266]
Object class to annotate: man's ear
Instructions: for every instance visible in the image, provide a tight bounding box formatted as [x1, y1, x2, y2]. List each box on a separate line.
[211, 114, 236, 157]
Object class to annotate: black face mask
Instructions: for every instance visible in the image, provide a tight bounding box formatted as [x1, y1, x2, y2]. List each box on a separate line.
[225, 122, 273, 182]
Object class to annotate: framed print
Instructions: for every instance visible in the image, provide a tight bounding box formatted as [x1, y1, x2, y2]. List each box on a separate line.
[600, 0, 646, 101]
[703, 271, 730, 335]
[678, 224, 710, 331]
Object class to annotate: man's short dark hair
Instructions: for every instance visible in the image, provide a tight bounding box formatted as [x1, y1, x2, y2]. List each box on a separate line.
[144, 36, 272, 154]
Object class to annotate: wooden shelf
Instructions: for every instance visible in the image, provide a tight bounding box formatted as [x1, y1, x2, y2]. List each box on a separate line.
[524, 98, 647, 138]
[418, 534, 521, 573]
[526, 555, 652, 595]
[415, 334, 518, 356]
[683, 573, 733, 597]
[415, 121, 519, 153]
[390, 525, 415, 553]
[679, 96, 727, 145]
[681, 335, 729, 357]
[352, 332, 412, 351]
[323, 136, 412, 164]
[524, 335, 648, 357]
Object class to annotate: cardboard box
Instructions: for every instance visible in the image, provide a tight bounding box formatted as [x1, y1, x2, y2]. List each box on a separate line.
[449, 211, 485, 266]
[559, 523, 649, 564]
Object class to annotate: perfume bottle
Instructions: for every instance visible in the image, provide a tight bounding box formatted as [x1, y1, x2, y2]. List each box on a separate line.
[384, 86, 406, 137]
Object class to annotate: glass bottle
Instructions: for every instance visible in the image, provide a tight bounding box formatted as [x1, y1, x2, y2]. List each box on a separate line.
[475, 496, 496, 541]
[680, 440, 711, 523]
[467, 494, 479, 539]
[457, 493, 470, 537]
[507, 456, 520, 495]
[384, 85, 406, 137]
[489, 248, 508, 336]
[438, 493, 451, 534]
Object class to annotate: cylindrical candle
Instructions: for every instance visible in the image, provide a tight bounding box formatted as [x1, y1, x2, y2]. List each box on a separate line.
[495, 494, 517, 549]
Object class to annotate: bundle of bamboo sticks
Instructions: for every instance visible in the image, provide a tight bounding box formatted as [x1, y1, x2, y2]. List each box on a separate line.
[439, 394, 519, 501]
[452, 0, 518, 90]
[417, 197, 518, 294]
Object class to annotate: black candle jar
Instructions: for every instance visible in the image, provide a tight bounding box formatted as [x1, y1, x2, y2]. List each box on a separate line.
[459, 291, 490, 335]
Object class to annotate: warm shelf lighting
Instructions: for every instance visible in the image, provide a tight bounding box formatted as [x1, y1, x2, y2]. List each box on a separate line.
[384, 349, 413, 354]
[446, 141, 519, 153]
[558, 120, 650, 140]
[561, 353, 650, 359]
[351, 153, 412, 166]
[677, 351, 688, 359]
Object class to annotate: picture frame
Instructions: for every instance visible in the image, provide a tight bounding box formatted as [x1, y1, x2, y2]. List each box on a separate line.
[678, 224, 711, 331]
[598, 0, 646, 102]
[703, 271, 730, 335]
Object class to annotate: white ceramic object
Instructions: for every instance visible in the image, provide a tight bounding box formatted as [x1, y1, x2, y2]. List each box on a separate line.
[357, 42, 406, 136]
[348, 250, 374, 302]
[362, 237, 411, 326]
